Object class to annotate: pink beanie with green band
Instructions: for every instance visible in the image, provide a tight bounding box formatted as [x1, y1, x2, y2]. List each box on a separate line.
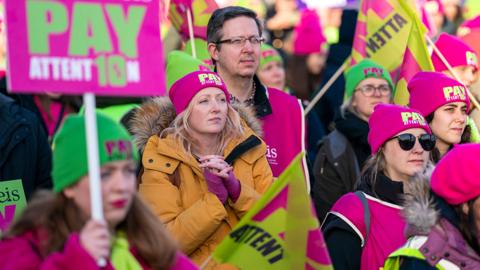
[169, 70, 230, 115]
[368, 104, 431, 154]
[408, 71, 470, 117]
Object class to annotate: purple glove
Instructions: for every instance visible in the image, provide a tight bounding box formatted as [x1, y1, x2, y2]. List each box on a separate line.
[204, 169, 228, 204]
[224, 171, 241, 203]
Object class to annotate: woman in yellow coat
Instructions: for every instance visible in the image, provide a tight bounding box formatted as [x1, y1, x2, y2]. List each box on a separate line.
[131, 70, 273, 269]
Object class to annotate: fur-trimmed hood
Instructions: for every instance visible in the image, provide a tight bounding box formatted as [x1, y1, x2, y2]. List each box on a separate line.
[129, 96, 263, 153]
[402, 164, 439, 236]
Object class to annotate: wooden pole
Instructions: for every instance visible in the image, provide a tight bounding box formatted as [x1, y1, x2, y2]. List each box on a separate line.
[304, 61, 347, 115]
[186, 8, 197, 59]
[425, 34, 480, 110]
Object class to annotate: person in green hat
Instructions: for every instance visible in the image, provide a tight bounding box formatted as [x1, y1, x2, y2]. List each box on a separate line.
[0, 113, 197, 270]
[312, 59, 394, 221]
[256, 44, 287, 92]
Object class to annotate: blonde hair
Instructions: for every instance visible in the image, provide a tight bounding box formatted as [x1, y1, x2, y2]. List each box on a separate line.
[360, 147, 434, 194]
[161, 100, 244, 156]
[359, 150, 387, 193]
[340, 95, 365, 120]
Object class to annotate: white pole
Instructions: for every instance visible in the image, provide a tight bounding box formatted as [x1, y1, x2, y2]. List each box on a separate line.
[304, 61, 347, 115]
[186, 8, 197, 59]
[83, 92, 106, 267]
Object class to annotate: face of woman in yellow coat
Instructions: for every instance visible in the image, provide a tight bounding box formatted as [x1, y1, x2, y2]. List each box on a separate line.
[187, 87, 229, 139]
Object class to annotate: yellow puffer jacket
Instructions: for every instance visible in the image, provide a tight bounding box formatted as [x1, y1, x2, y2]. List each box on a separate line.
[130, 97, 273, 269]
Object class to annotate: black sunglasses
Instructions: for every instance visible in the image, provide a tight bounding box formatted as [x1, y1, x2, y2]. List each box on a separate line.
[390, 133, 436, 151]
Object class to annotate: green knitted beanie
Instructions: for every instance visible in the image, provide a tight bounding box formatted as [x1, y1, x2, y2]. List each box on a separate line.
[166, 50, 212, 91]
[183, 38, 212, 64]
[345, 59, 394, 99]
[52, 113, 138, 193]
[259, 44, 283, 69]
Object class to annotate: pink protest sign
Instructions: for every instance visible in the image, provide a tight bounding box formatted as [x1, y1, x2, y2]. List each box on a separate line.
[5, 0, 165, 96]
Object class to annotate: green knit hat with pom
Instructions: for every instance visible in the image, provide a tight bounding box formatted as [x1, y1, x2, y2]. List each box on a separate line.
[52, 113, 138, 193]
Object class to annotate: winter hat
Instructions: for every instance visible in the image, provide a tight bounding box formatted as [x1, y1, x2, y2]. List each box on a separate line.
[458, 15, 480, 35]
[52, 113, 138, 193]
[457, 16, 480, 62]
[169, 70, 230, 115]
[368, 104, 432, 154]
[166, 50, 212, 91]
[408, 71, 470, 117]
[259, 44, 283, 69]
[345, 59, 394, 99]
[293, 9, 326, 55]
[431, 33, 478, 72]
[431, 143, 480, 205]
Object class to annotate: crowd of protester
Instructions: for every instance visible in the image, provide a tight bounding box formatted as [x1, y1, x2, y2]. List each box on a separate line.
[1, 0, 480, 269]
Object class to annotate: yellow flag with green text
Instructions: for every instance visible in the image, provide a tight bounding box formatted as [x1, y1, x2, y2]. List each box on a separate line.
[350, 0, 434, 105]
[213, 153, 333, 269]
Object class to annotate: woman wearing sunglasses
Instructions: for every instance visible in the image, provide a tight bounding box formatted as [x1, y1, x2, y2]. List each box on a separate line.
[312, 59, 394, 220]
[384, 143, 480, 269]
[322, 104, 435, 270]
[408, 71, 471, 163]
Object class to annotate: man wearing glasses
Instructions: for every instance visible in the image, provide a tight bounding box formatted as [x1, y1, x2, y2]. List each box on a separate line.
[207, 6, 305, 179]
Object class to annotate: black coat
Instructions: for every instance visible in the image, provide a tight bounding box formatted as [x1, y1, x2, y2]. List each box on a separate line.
[0, 93, 52, 200]
[313, 9, 358, 131]
[312, 111, 370, 220]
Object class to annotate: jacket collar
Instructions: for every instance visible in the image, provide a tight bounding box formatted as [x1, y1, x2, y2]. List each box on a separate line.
[358, 172, 404, 206]
[0, 92, 13, 108]
[252, 75, 272, 118]
[151, 125, 265, 179]
[156, 122, 263, 165]
[212, 66, 273, 118]
[401, 167, 463, 237]
[335, 110, 369, 145]
[130, 96, 263, 154]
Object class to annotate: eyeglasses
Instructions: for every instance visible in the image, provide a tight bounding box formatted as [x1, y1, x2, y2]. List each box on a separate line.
[355, 84, 391, 97]
[216, 36, 265, 47]
[390, 133, 436, 151]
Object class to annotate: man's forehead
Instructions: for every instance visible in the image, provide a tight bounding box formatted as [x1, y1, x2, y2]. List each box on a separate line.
[221, 16, 259, 37]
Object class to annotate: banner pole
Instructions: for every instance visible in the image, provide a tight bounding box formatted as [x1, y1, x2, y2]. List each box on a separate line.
[304, 61, 347, 116]
[83, 92, 107, 267]
[425, 34, 480, 110]
[199, 255, 212, 269]
[186, 8, 197, 59]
